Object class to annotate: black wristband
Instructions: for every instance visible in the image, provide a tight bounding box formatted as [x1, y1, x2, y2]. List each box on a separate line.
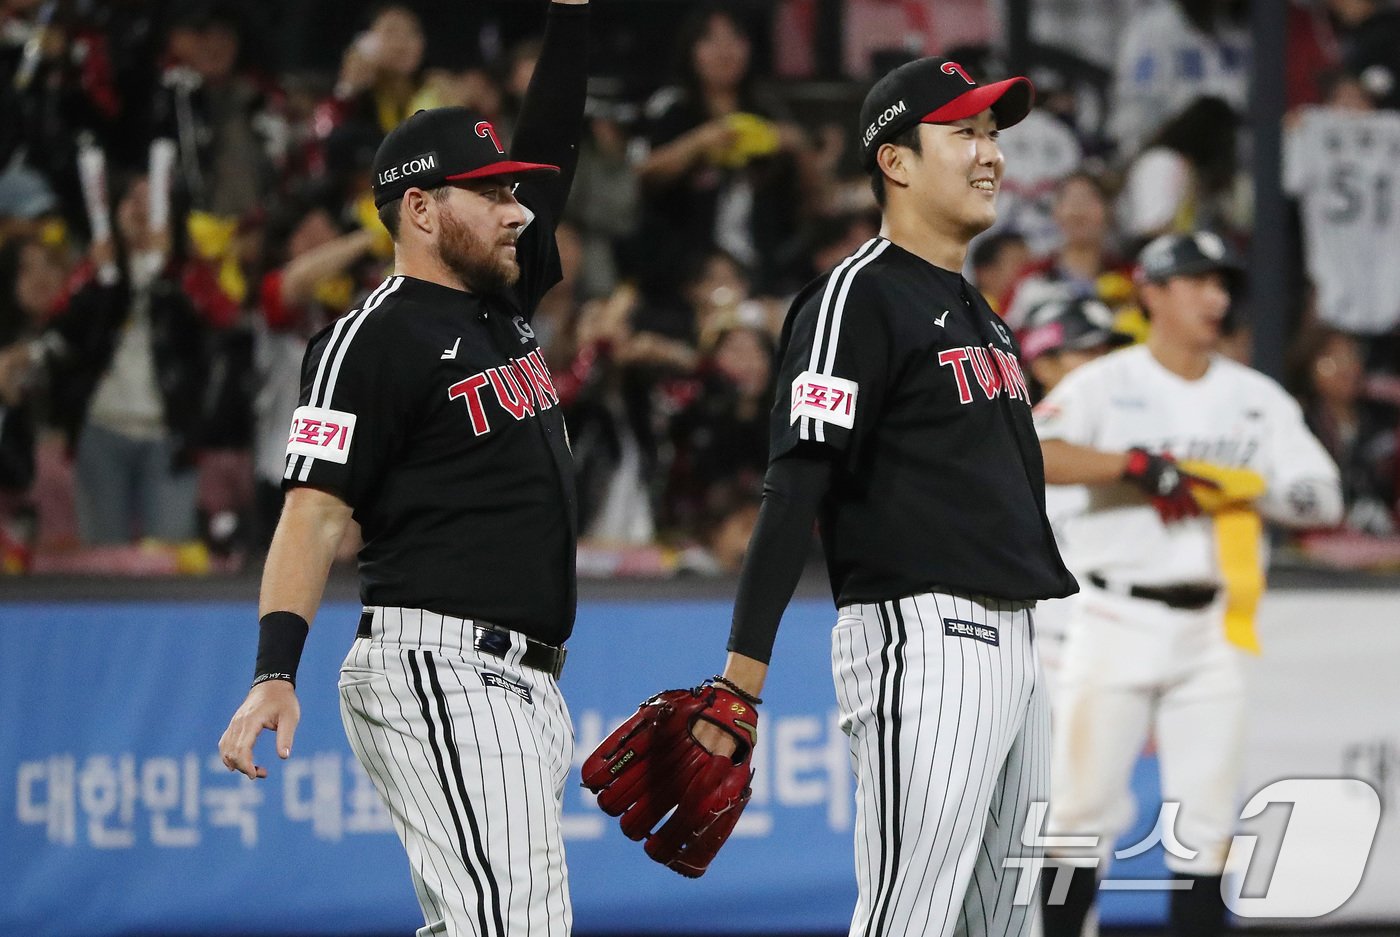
[253, 611, 309, 688]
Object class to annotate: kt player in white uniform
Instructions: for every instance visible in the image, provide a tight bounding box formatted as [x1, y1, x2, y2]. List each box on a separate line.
[218, 3, 589, 935]
[1033, 232, 1343, 937]
[692, 57, 1078, 937]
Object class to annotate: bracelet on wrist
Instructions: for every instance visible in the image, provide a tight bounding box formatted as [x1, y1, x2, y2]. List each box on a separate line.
[710, 675, 762, 706]
[253, 611, 310, 688]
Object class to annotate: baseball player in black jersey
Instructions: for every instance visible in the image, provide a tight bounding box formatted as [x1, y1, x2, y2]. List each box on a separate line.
[218, 3, 588, 934]
[587, 57, 1077, 931]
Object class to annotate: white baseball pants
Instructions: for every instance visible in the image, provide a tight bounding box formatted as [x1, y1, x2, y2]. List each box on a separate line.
[1046, 586, 1245, 876]
[833, 592, 1051, 937]
[338, 606, 574, 937]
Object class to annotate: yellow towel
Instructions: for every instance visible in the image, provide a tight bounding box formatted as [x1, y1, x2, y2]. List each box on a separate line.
[1215, 506, 1265, 653]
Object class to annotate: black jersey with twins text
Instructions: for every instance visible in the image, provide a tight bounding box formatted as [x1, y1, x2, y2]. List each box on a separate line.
[773, 236, 1077, 605]
[283, 221, 575, 645]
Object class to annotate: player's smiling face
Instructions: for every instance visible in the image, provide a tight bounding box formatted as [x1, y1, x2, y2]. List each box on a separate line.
[433, 179, 527, 296]
[912, 111, 1004, 236]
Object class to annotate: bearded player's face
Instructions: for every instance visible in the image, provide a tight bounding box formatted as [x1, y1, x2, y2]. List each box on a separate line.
[435, 180, 525, 297]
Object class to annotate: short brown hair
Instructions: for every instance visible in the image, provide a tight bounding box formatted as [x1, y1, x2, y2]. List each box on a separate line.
[376, 185, 451, 241]
[868, 124, 924, 208]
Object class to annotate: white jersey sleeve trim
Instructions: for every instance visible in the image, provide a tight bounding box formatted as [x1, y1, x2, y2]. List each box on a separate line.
[286, 275, 403, 482]
[800, 238, 889, 444]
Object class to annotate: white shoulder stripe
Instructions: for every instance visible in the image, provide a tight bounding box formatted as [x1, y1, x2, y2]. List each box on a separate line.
[806, 238, 881, 374]
[295, 276, 403, 481]
[800, 239, 888, 443]
[821, 239, 889, 376]
[307, 276, 397, 409]
[801, 238, 882, 442]
[320, 276, 402, 410]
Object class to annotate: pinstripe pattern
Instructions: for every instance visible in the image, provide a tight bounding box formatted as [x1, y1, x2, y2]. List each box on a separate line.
[285, 276, 403, 481]
[800, 238, 889, 443]
[339, 606, 573, 937]
[833, 591, 1049, 937]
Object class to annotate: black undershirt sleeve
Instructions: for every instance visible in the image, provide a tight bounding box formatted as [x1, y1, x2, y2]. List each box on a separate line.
[727, 451, 835, 664]
[510, 2, 589, 221]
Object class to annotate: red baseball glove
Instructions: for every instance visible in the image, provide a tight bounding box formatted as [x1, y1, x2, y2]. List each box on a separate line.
[581, 680, 758, 877]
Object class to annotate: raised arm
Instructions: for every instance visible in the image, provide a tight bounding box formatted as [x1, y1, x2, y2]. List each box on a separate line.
[509, 0, 590, 221]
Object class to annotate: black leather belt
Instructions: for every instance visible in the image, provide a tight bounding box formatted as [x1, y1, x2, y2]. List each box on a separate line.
[1088, 574, 1219, 611]
[357, 610, 566, 679]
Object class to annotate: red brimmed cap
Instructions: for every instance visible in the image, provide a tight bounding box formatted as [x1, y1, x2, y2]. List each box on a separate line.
[372, 107, 558, 207]
[859, 57, 1034, 170]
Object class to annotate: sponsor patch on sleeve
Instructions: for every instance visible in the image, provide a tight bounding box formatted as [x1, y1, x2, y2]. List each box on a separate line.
[286, 406, 357, 464]
[790, 371, 858, 429]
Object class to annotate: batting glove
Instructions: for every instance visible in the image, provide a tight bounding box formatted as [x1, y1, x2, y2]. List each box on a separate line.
[1122, 447, 1219, 523]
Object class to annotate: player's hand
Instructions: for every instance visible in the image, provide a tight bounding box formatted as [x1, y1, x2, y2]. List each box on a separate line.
[218, 680, 301, 780]
[691, 717, 739, 758]
[1121, 447, 1219, 524]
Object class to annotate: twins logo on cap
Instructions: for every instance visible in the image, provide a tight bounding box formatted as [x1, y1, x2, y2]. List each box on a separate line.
[371, 107, 559, 208]
[858, 57, 1035, 170]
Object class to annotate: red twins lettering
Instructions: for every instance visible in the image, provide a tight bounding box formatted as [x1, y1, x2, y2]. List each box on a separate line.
[448, 349, 562, 436]
[939, 345, 1031, 405]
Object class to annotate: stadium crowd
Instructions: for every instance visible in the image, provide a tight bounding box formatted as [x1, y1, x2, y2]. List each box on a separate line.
[0, 0, 1398, 576]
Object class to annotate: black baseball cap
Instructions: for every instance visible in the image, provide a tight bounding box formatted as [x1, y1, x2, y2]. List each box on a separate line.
[859, 56, 1034, 170]
[1020, 296, 1132, 363]
[1136, 231, 1244, 291]
[371, 107, 559, 207]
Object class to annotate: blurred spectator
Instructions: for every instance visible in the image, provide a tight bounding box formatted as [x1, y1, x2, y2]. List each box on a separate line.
[804, 210, 881, 284]
[563, 95, 641, 301]
[628, 1, 816, 300]
[533, 219, 587, 368]
[1108, 0, 1249, 156]
[1286, 0, 1343, 111]
[0, 163, 61, 246]
[34, 174, 210, 545]
[1116, 95, 1246, 247]
[251, 196, 385, 545]
[559, 284, 658, 545]
[1284, 82, 1400, 337]
[0, 235, 62, 569]
[990, 99, 1086, 255]
[1329, 0, 1400, 110]
[154, 3, 283, 218]
[663, 314, 774, 553]
[1005, 171, 1133, 328]
[1292, 325, 1398, 533]
[318, 5, 424, 147]
[970, 231, 1029, 315]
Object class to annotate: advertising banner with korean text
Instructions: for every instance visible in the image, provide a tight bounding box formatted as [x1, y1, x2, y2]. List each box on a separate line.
[2, 594, 1395, 935]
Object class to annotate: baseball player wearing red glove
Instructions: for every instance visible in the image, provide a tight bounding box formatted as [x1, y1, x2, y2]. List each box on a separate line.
[586, 56, 1079, 937]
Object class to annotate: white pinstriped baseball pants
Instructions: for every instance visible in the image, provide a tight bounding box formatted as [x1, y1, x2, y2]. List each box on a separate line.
[338, 606, 574, 937]
[833, 592, 1050, 937]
